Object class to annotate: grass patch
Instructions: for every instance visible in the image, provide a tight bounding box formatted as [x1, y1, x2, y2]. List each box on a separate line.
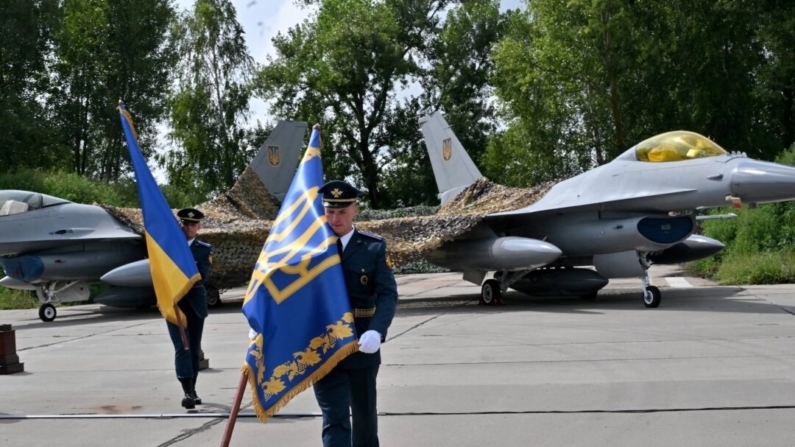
[712, 251, 795, 285]
[0, 288, 39, 310]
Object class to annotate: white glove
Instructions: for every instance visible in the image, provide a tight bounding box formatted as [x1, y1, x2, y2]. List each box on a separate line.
[358, 330, 381, 354]
[248, 328, 259, 340]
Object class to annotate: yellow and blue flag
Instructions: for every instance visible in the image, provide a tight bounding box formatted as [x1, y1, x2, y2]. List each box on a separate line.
[242, 124, 355, 422]
[118, 101, 200, 326]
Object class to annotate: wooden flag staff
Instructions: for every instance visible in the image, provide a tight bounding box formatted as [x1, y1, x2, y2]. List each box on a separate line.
[220, 372, 248, 447]
[174, 305, 190, 350]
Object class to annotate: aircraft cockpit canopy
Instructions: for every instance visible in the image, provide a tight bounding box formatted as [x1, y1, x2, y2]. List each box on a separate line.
[634, 131, 727, 162]
[0, 190, 70, 216]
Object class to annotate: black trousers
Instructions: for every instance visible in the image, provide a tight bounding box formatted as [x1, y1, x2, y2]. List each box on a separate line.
[166, 299, 205, 379]
[313, 365, 380, 447]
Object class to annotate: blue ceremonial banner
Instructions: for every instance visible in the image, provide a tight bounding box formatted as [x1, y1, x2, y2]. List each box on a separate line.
[118, 101, 200, 326]
[241, 124, 355, 422]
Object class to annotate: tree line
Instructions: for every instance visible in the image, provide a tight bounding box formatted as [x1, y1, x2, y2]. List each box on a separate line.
[2, 0, 794, 209]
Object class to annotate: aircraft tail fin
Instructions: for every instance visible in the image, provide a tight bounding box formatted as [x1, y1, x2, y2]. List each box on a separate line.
[418, 112, 483, 206]
[249, 120, 309, 202]
[208, 121, 307, 220]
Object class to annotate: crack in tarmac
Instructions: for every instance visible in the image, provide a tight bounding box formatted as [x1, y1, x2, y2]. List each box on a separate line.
[388, 300, 472, 342]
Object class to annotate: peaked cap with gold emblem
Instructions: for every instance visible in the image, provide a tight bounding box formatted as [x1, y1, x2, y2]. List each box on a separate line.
[177, 207, 205, 222]
[319, 180, 363, 208]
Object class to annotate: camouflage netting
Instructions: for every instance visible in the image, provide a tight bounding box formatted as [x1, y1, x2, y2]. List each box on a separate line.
[102, 177, 556, 289]
[101, 166, 279, 292]
[201, 167, 282, 221]
[357, 178, 556, 269]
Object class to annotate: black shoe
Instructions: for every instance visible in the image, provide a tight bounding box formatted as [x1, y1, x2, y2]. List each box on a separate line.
[179, 378, 196, 409]
[181, 393, 196, 409]
[191, 375, 202, 404]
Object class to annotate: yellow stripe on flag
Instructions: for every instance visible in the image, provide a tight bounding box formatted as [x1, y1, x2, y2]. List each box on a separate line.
[145, 232, 201, 327]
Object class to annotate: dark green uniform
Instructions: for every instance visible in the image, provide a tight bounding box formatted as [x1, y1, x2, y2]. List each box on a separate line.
[313, 228, 398, 447]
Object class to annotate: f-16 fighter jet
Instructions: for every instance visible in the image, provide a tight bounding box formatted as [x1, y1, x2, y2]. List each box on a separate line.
[411, 112, 795, 308]
[0, 121, 307, 321]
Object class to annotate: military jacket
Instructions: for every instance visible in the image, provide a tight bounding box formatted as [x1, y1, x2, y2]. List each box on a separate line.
[338, 228, 398, 369]
[182, 239, 213, 319]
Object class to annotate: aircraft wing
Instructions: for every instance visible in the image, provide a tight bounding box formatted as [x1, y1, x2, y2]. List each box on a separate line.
[485, 187, 698, 223]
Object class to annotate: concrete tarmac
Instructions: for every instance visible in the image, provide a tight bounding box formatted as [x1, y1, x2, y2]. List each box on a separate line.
[2, 265, 795, 446]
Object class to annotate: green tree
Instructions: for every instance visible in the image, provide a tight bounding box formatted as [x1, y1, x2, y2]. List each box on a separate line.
[257, 0, 459, 209]
[489, 0, 786, 185]
[50, 0, 176, 179]
[753, 0, 795, 153]
[489, 1, 605, 184]
[0, 0, 63, 172]
[258, 0, 507, 208]
[427, 0, 508, 156]
[159, 0, 258, 198]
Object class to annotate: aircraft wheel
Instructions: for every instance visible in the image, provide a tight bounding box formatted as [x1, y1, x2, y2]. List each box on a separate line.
[39, 303, 57, 322]
[206, 286, 222, 308]
[581, 291, 598, 300]
[643, 286, 661, 308]
[481, 280, 502, 306]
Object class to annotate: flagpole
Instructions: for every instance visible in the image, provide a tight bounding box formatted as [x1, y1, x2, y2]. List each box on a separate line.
[220, 372, 248, 447]
[174, 305, 190, 350]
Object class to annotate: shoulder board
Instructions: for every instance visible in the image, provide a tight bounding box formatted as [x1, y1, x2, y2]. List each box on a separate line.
[197, 240, 212, 248]
[357, 230, 383, 241]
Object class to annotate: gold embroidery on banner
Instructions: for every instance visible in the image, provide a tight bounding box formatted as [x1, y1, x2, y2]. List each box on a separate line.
[302, 146, 321, 162]
[243, 183, 341, 305]
[249, 312, 356, 401]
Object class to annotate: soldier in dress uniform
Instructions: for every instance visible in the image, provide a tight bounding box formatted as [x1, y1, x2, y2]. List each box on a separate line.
[313, 180, 398, 447]
[169, 207, 213, 410]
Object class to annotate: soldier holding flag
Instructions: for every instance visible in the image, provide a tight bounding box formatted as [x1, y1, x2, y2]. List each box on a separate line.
[118, 101, 207, 412]
[313, 180, 398, 447]
[168, 207, 213, 410]
[237, 124, 396, 447]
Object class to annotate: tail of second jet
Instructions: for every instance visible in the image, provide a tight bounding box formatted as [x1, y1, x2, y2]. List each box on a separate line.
[212, 120, 307, 219]
[248, 121, 308, 202]
[418, 112, 482, 205]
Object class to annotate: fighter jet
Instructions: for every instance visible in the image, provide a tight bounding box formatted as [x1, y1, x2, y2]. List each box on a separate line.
[0, 121, 308, 321]
[418, 112, 795, 308]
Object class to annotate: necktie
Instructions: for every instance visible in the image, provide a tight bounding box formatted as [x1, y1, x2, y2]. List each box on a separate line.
[336, 238, 343, 256]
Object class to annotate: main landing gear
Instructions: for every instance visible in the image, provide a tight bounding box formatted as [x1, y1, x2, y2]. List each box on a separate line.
[479, 271, 530, 306]
[480, 279, 503, 306]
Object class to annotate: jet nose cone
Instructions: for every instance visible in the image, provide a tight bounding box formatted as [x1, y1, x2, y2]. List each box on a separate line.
[731, 160, 795, 204]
